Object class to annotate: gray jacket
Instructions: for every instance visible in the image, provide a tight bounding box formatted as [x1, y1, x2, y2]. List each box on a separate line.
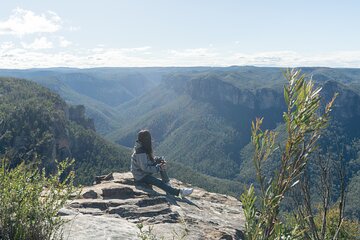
[130, 141, 160, 180]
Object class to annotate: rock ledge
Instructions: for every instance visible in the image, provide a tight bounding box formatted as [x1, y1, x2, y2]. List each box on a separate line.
[61, 172, 245, 240]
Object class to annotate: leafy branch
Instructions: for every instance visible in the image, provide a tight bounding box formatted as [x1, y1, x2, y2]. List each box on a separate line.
[241, 69, 337, 240]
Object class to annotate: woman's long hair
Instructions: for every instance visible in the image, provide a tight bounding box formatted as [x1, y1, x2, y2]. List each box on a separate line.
[137, 129, 154, 161]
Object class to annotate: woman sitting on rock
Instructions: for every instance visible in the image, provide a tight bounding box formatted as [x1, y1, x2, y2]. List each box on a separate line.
[131, 129, 193, 197]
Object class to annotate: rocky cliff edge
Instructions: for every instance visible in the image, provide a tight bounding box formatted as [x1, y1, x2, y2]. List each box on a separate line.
[60, 172, 245, 240]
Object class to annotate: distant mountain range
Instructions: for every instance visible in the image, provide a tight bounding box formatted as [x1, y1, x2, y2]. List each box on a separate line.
[0, 67, 212, 133]
[1, 66, 359, 218]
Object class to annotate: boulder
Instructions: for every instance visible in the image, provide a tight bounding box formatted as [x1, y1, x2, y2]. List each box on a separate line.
[82, 189, 98, 199]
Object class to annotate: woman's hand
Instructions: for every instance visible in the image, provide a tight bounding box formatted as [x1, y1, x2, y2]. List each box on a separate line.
[159, 162, 167, 171]
[156, 161, 166, 171]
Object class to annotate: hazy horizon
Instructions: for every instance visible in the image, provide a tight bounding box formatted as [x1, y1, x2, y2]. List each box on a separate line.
[2, 65, 360, 71]
[1, 1, 360, 68]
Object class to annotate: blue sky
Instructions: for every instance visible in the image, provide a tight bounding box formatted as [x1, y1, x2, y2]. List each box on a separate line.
[1, 0, 359, 68]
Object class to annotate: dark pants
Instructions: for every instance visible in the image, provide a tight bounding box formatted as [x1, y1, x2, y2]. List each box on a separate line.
[140, 174, 180, 196]
[159, 170, 170, 183]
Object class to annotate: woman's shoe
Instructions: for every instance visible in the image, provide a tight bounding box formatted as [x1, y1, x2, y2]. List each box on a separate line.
[180, 188, 193, 197]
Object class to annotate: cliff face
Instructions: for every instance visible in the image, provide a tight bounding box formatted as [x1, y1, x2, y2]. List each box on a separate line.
[61, 172, 245, 240]
[185, 76, 283, 111]
[185, 76, 360, 137]
[186, 76, 254, 108]
[320, 80, 360, 138]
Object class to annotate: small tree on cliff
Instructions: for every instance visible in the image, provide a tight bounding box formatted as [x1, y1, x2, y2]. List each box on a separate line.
[240, 69, 338, 239]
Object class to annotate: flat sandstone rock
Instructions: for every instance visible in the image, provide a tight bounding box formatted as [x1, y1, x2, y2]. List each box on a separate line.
[62, 172, 245, 240]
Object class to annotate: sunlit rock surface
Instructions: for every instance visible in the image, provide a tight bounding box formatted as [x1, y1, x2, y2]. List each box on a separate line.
[61, 172, 245, 240]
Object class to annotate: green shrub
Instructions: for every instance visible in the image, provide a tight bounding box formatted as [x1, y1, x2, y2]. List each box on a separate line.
[313, 207, 360, 240]
[0, 159, 75, 240]
[240, 69, 337, 239]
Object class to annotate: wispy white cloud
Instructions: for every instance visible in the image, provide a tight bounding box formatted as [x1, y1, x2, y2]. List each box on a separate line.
[58, 36, 72, 48]
[1, 45, 360, 68]
[167, 48, 220, 66]
[68, 26, 80, 32]
[168, 48, 216, 58]
[0, 8, 61, 36]
[121, 46, 151, 52]
[226, 51, 360, 68]
[0, 41, 15, 50]
[21, 37, 53, 49]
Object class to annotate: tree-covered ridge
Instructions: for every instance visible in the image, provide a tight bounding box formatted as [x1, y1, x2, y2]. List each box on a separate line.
[109, 68, 360, 178]
[0, 77, 68, 168]
[0, 67, 190, 134]
[0, 76, 245, 194]
[2, 67, 360, 135]
[0, 77, 130, 184]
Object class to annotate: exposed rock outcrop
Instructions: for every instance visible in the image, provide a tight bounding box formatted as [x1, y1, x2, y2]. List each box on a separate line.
[61, 172, 245, 240]
[185, 75, 283, 110]
[186, 76, 256, 108]
[68, 105, 95, 131]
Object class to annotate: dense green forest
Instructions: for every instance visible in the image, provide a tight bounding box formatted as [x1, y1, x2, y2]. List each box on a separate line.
[0, 77, 130, 184]
[0, 76, 243, 193]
